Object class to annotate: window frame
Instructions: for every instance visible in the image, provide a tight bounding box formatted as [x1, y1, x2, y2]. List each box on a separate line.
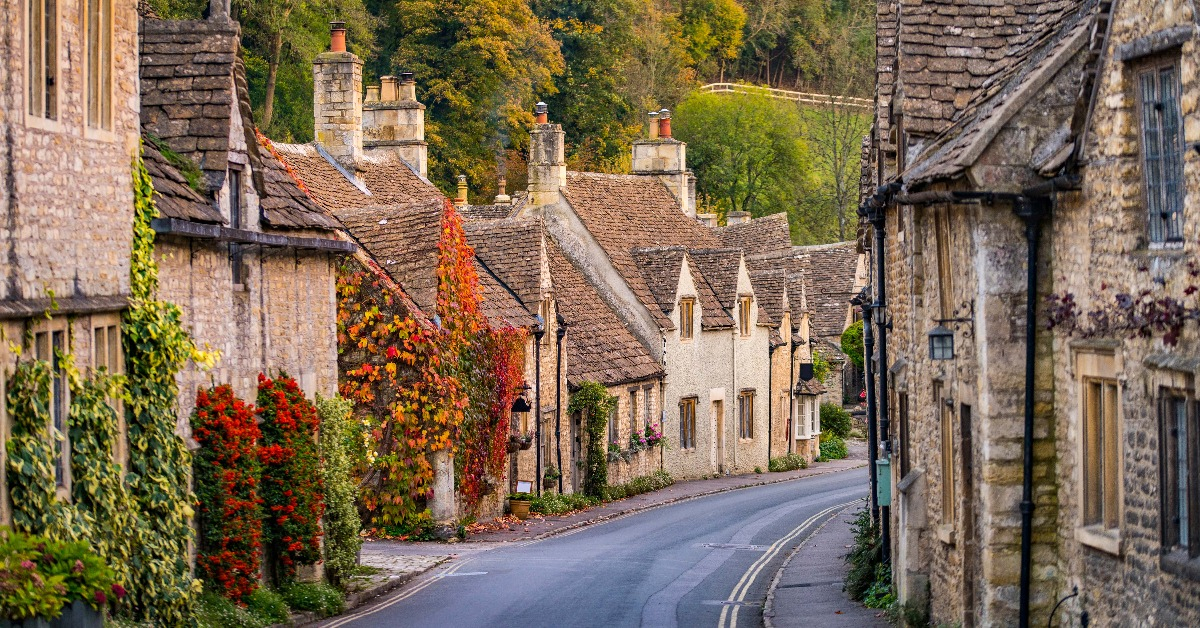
[1133, 54, 1185, 247]
[642, 385, 653, 429]
[679, 397, 697, 450]
[1074, 349, 1123, 554]
[628, 388, 638, 440]
[679, 297, 694, 340]
[937, 382, 955, 527]
[33, 318, 71, 497]
[25, 0, 61, 127]
[608, 401, 619, 446]
[739, 296, 753, 337]
[91, 314, 125, 467]
[738, 390, 755, 440]
[83, 0, 114, 133]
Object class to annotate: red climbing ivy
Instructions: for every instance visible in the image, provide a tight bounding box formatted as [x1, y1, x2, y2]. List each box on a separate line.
[1046, 261, 1200, 346]
[257, 374, 324, 580]
[191, 385, 263, 602]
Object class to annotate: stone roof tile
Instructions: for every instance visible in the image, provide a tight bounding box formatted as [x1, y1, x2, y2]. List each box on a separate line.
[142, 138, 224, 224]
[715, 213, 792, 256]
[333, 200, 444, 312]
[475, 260, 538, 329]
[463, 219, 546, 311]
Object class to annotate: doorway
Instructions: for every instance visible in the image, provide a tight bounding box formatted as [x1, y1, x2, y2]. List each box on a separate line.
[714, 400, 725, 474]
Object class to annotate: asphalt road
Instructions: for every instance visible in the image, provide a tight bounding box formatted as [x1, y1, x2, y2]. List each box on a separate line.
[321, 467, 868, 628]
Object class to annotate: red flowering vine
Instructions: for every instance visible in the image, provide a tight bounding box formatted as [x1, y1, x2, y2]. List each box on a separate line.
[257, 374, 324, 580]
[191, 385, 263, 602]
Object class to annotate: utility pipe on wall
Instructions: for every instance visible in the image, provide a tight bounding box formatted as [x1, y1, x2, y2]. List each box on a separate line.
[872, 205, 892, 566]
[555, 315, 566, 494]
[534, 326, 545, 496]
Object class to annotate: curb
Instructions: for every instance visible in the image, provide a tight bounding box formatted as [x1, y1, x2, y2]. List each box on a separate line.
[761, 504, 854, 628]
[293, 557, 449, 627]
[485, 461, 868, 545]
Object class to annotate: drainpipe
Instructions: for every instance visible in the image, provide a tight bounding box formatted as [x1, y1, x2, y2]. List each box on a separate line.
[861, 297, 878, 522]
[534, 326, 545, 496]
[555, 315, 566, 494]
[788, 336, 795, 455]
[872, 204, 892, 566]
[1015, 196, 1049, 628]
[768, 341, 774, 463]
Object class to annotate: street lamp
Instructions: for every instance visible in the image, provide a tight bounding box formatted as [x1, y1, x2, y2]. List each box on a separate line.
[928, 325, 954, 360]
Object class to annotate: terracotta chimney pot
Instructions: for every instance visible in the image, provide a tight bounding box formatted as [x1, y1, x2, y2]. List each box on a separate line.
[535, 102, 548, 124]
[365, 85, 380, 103]
[455, 175, 469, 206]
[648, 111, 660, 139]
[657, 108, 672, 139]
[330, 22, 347, 52]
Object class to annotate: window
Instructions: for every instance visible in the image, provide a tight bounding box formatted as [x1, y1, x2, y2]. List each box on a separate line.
[608, 403, 618, 445]
[739, 297, 752, 336]
[1161, 392, 1199, 557]
[937, 383, 955, 524]
[679, 298, 694, 340]
[85, 0, 112, 129]
[1083, 378, 1120, 530]
[229, 169, 244, 284]
[92, 320, 125, 465]
[899, 393, 911, 478]
[679, 398, 696, 449]
[34, 329, 69, 488]
[27, 0, 58, 120]
[810, 396, 820, 436]
[738, 391, 755, 439]
[629, 389, 638, 439]
[642, 386, 653, 428]
[794, 398, 808, 439]
[1137, 59, 1184, 244]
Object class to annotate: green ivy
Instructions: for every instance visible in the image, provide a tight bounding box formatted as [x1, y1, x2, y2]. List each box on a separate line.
[120, 144, 201, 624]
[566, 382, 616, 499]
[840, 320, 864, 369]
[812, 348, 831, 385]
[316, 394, 362, 585]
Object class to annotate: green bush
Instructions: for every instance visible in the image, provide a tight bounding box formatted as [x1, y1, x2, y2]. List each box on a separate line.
[197, 592, 261, 628]
[316, 394, 363, 585]
[818, 435, 848, 461]
[603, 470, 673, 500]
[841, 320, 864, 368]
[530, 493, 600, 515]
[844, 507, 883, 602]
[820, 403, 852, 439]
[281, 582, 345, 617]
[245, 588, 289, 625]
[769, 453, 808, 472]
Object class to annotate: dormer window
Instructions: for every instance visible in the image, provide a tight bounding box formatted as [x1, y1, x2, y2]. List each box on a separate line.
[679, 298, 694, 340]
[739, 296, 752, 337]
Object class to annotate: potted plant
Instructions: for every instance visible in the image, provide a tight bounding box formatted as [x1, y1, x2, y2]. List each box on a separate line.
[508, 492, 533, 520]
[644, 423, 664, 448]
[542, 466, 560, 490]
[0, 529, 124, 628]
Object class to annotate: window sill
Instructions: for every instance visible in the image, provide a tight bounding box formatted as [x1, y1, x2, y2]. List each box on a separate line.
[84, 126, 118, 143]
[1076, 524, 1122, 556]
[1161, 549, 1200, 582]
[24, 114, 64, 134]
[1132, 244, 1187, 259]
[936, 524, 956, 546]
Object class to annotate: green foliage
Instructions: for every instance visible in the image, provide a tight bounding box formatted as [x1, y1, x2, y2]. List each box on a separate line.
[844, 506, 881, 602]
[144, 133, 204, 193]
[529, 492, 599, 515]
[768, 453, 808, 472]
[123, 145, 202, 623]
[818, 434, 848, 461]
[819, 402, 852, 439]
[863, 562, 895, 609]
[6, 360, 72, 538]
[812, 348, 831, 385]
[280, 582, 345, 616]
[841, 320, 864, 368]
[244, 587, 289, 624]
[0, 529, 125, 619]
[316, 394, 362, 586]
[567, 382, 617, 499]
[602, 470, 673, 501]
[196, 589, 289, 628]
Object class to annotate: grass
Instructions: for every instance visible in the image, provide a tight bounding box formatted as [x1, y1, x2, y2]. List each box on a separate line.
[195, 581, 346, 627]
[603, 470, 674, 500]
[281, 582, 345, 617]
[144, 133, 205, 193]
[769, 453, 808, 472]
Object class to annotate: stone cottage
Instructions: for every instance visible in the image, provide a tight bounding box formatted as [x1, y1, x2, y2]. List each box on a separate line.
[0, 0, 142, 521]
[138, 8, 352, 431]
[865, 0, 1200, 625]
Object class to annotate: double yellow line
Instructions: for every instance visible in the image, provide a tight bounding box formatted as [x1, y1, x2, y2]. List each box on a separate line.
[322, 557, 475, 628]
[717, 500, 858, 628]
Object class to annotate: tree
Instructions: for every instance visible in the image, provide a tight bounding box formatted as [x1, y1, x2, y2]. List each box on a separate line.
[803, 97, 870, 240]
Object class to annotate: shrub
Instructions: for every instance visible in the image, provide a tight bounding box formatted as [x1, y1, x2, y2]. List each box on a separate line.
[844, 507, 882, 602]
[568, 382, 618, 499]
[192, 385, 263, 602]
[603, 470, 673, 501]
[197, 592, 260, 628]
[819, 403, 852, 439]
[0, 530, 126, 619]
[530, 493, 599, 515]
[769, 453, 808, 472]
[818, 435, 849, 461]
[281, 582, 345, 616]
[245, 588, 289, 625]
[258, 374, 325, 583]
[315, 394, 362, 586]
[841, 320, 864, 368]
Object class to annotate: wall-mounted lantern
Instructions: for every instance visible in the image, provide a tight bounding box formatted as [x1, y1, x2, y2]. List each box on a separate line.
[928, 325, 954, 360]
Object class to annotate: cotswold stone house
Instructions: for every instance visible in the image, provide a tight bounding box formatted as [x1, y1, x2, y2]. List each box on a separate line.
[0, 0, 141, 522]
[867, 0, 1200, 625]
[139, 8, 351, 432]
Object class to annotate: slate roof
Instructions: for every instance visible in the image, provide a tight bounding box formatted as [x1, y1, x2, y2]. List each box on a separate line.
[715, 213, 792, 257]
[139, 18, 240, 191]
[750, 269, 789, 325]
[688, 249, 744, 311]
[893, 0, 1082, 137]
[142, 138, 223, 224]
[254, 133, 341, 230]
[333, 200, 444, 313]
[630, 247, 734, 330]
[562, 171, 723, 329]
[463, 219, 546, 310]
[475, 260, 538, 329]
[903, 7, 1092, 185]
[792, 242, 859, 340]
[270, 143, 443, 212]
[548, 240, 663, 388]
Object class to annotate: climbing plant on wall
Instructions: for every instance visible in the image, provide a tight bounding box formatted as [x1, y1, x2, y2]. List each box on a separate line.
[568, 382, 617, 499]
[120, 144, 204, 623]
[457, 327, 527, 510]
[316, 393, 362, 584]
[192, 384, 263, 601]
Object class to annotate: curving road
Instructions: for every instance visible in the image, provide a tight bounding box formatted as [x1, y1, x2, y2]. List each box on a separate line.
[319, 467, 868, 628]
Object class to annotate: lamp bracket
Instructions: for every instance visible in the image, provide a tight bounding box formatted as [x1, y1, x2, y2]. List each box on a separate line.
[932, 301, 975, 338]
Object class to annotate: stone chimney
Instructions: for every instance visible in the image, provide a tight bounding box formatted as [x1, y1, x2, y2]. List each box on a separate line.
[494, 174, 511, 205]
[363, 72, 428, 177]
[696, 213, 719, 228]
[726, 211, 751, 225]
[207, 0, 231, 20]
[632, 108, 693, 217]
[527, 102, 566, 208]
[454, 175, 468, 208]
[313, 22, 363, 168]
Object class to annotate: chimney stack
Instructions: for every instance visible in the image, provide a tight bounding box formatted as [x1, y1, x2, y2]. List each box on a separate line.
[208, 0, 231, 20]
[313, 21, 363, 168]
[696, 213, 718, 228]
[363, 71, 428, 176]
[527, 102, 566, 208]
[726, 211, 751, 225]
[632, 107, 692, 217]
[455, 175, 469, 207]
[494, 174, 511, 205]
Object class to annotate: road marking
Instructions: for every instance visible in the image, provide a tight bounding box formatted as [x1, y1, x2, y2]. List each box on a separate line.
[322, 558, 474, 628]
[435, 571, 487, 577]
[716, 499, 859, 628]
[698, 543, 767, 551]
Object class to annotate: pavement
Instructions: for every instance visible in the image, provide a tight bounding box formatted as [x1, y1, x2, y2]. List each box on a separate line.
[764, 506, 889, 628]
[312, 462, 870, 628]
